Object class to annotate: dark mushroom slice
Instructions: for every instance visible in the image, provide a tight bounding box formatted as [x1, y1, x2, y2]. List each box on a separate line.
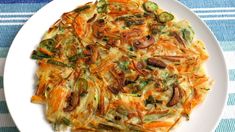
[92, 19, 106, 39]
[107, 86, 120, 95]
[133, 35, 155, 49]
[87, 13, 97, 23]
[63, 92, 80, 112]
[146, 58, 167, 69]
[171, 32, 186, 47]
[83, 44, 99, 64]
[167, 85, 181, 107]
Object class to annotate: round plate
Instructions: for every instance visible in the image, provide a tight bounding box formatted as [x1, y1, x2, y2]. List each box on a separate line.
[4, 0, 228, 131]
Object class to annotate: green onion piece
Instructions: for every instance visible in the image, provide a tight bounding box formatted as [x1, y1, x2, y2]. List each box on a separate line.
[159, 12, 174, 23]
[31, 50, 51, 60]
[62, 117, 70, 126]
[139, 81, 148, 90]
[74, 5, 91, 13]
[143, 1, 158, 12]
[47, 59, 68, 67]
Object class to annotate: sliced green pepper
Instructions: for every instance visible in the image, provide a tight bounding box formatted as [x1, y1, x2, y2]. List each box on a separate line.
[143, 1, 158, 12]
[118, 61, 129, 71]
[159, 12, 174, 23]
[182, 27, 194, 43]
[39, 39, 55, 52]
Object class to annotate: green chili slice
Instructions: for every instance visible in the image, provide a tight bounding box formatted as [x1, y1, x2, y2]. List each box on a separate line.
[143, 1, 158, 12]
[159, 12, 174, 23]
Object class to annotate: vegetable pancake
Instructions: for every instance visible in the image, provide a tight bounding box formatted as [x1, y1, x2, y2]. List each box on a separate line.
[31, 0, 212, 131]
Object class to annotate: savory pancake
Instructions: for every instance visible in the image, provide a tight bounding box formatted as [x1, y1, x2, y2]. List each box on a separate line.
[31, 0, 212, 131]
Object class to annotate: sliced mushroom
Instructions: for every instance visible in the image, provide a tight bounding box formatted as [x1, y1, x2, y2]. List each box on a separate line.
[63, 92, 80, 112]
[107, 86, 120, 95]
[92, 19, 106, 39]
[83, 44, 98, 64]
[146, 58, 167, 69]
[167, 85, 181, 107]
[171, 32, 186, 47]
[87, 13, 97, 23]
[132, 60, 148, 76]
[133, 35, 155, 49]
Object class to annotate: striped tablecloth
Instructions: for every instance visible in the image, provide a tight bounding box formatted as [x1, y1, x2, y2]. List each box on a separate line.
[0, 0, 234, 131]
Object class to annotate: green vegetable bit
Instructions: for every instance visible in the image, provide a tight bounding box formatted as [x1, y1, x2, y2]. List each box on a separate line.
[118, 61, 129, 71]
[39, 38, 56, 52]
[74, 5, 91, 13]
[61, 117, 70, 126]
[139, 81, 148, 90]
[159, 12, 174, 23]
[31, 50, 51, 60]
[143, 1, 158, 12]
[47, 59, 68, 67]
[182, 27, 194, 43]
[97, 0, 107, 13]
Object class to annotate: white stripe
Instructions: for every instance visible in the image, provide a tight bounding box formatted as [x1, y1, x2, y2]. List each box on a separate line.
[223, 52, 235, 69]
[228, 81, 235, 93]
[196, 12, 235, 16]
[0, 22, 24, 26]
[0, 114, 15, 127]
[0, 17, 29, 21]
[201, 17, 235, 20]
[0, 59, 5, 76]
[0, 12, 34, 16]
[192, 7, 235, 11]
[222, 105, 235, 119]
[0, 89, 5, 101]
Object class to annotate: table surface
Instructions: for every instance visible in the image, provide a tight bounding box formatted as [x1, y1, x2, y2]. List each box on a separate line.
[0, 0, 235, 132]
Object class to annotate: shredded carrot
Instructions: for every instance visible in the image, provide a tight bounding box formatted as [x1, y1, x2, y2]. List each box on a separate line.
[73, 16, 85, 37]
[193, 77, 208, 88]
[38, 48, 53, 56]
[47, 87, 68, 114]
[31, 95, 45, 104]
[143, 121, 173, 128]
[158, 40, 178, 50]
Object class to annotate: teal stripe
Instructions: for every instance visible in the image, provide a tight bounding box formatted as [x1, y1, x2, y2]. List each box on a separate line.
[0, 76, 3, 89]
[0, 48, 9, 58]
[0, 25, 22, 47]
[0, 101, 9, 113]
[0, 127, 19, 132]
[219, 41, 235, 51]
[229, 69, 235, 81]
[216, 119, 235, 132]
[227, 93, 235, 105]
[0, 3, 46, 12]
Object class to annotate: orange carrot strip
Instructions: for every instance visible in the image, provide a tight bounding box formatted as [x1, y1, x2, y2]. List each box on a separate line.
[143, 121, 173, 128]
[31, 95, 45, 104]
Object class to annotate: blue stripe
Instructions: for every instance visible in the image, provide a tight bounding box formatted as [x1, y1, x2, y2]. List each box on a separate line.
[205, 20, 235, 41]
[0, 127, 19, 132]
[194, 10, 235, 13]
[227, 93, 235, 105]
[0, 3, 46, 12]
[0, 15, 33, 18]
[179, 0, 235, 8]
[199, 14, 235, 18]
[0, 76, 3, 88]
[229, 69, 235, 81]
[216, 119, 235, 132]
[0, 0, 50, 4]
[0, 20, 27, 23]
[0, 25, 22, 47]
[0, 101, 9, 113]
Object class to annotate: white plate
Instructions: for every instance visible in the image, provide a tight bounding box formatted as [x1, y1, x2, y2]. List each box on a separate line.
[4, 0, 228, 132]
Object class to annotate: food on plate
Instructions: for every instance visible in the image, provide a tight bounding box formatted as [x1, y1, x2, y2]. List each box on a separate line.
[31, 0, 212, 131]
